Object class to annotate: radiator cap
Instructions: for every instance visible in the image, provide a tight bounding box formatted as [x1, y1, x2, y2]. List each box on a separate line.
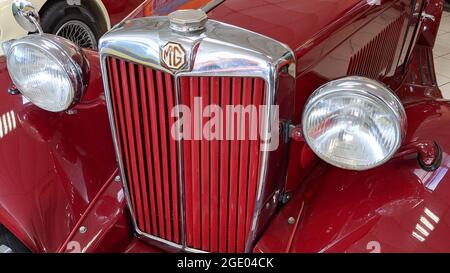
[168, 9, 208, 34]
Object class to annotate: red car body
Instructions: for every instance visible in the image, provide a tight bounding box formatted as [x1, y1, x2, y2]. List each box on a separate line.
[0, 0, 449, 253]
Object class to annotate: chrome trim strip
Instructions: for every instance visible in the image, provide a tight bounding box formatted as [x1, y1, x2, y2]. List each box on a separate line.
[245, 80, 272, 253]
[99, 15, 295, 253]
[135, 229, 184, 252]
[173, 74, 187, 252]
[1, 40, 15, 55]
[185, 247, 208, 253]
[201, 0, 225, 13]
[99, 55, 140, 238]
[0, 245, 12, 253]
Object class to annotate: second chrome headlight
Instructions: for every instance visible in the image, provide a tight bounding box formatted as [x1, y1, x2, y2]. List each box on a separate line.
[3, 34, 88, 112]
[302, 76, 407, 170]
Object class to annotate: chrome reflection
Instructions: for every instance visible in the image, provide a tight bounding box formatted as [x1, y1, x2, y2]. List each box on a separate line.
[0, 110, 17, 138]
[414, 153, 450, 192]
[412, 207, 440, 242]
[0, 244, 12, 253]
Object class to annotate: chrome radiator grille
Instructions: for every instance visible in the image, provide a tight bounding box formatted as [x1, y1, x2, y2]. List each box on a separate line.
[106, 57, 182, 244]
[100, 14, 295, 252]
[106, 57, 268, 252]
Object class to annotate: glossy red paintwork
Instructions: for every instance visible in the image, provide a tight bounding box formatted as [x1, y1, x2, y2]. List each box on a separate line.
[0, 51, 117, 252]
[60, 170, 130, 253]
[255, 96, 450, 252]
[0, 0, 449, 253]
[102, 0, 145, 26]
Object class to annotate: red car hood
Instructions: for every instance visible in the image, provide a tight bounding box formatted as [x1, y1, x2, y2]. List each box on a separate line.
[208, 0, 363, 52]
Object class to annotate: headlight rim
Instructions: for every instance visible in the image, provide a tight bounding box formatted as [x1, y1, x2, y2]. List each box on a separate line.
[302, 76, 407, 171]
[5, 34, 89, 112]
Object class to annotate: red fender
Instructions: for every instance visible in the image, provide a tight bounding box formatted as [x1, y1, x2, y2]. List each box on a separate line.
[0, 52, 117, 252]
[255, 96, 450, 253]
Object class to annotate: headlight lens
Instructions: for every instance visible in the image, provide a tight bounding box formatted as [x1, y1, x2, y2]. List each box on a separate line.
[4, 34, 88, 112]
[8, 44, 73, 111]
[302, 76, 407, 170]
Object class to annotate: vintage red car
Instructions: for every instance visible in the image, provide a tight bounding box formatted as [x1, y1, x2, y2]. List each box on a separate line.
[0, 0, 448, 253]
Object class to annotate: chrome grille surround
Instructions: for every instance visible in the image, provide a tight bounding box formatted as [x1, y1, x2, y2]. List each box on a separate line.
[99, 15, 295, 252]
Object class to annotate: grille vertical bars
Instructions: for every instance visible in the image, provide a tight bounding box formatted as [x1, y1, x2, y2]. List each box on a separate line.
[106, 56, 267, 252]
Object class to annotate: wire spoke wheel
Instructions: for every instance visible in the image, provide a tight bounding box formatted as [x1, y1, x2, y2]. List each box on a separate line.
[56, 20, 97, 49]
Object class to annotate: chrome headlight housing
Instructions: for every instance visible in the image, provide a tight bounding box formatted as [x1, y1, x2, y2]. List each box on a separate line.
[2, 34, 89, 112]
[302, 76, 407, 170]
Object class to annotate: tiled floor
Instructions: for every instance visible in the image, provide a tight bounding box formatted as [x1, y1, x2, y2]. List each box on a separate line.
[436, 11, 450, 98]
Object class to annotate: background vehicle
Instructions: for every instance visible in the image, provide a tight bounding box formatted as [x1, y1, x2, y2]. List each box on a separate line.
[0, 0, 449, 253]
[0, 0, 144, 53]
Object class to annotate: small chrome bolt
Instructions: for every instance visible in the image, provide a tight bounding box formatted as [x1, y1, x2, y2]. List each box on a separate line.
[7, 85, 20, 95]
[265, 202, 270, 209]
[281, 193, 292, 204]
[114, 175, 121, 183]
[79, 226, 87, 234]
[66, 109, 77, 115]
[288, 217, 295, 225]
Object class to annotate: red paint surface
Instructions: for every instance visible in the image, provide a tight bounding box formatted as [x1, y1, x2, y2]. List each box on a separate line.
[418, 0, 445, 47]
[256, 96, 450, 253]
[0, 0, 448, 253]
[102, 0, 146, 26]
[0, 52, 116, 252]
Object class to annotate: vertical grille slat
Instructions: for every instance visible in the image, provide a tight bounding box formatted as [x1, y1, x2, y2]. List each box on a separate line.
[246, 79, 265, 238]
[181, 76, 194, 247]
[109, 59, 137, 214]
[189, 76, 202, 249]
[200, 77, 210, 251]
[236, 78, 253, 252]
[209, 77, 220, 253]
[145, 68, 166, 238]
[218, 77, 231, 253]
[138, 65, 159, 235]
[155, 71, 173, 241]
[129, 63, 151, 232]
[106, 57, 266, 253]
[119, 60, 145, 229]
[227, 77, 242, 253]
[166, 74, 181, 244]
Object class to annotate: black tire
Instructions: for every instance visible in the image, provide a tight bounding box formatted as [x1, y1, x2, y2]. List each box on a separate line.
[40, 1, 102, 49]
[0, 225, 30, 253]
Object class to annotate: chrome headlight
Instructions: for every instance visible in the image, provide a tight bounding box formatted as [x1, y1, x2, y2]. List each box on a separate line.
[2, 34, 88, 112]
[302, 76, 407, 170]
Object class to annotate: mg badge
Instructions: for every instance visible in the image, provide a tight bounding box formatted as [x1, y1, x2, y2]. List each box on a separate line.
[161, 42, 186, 71]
